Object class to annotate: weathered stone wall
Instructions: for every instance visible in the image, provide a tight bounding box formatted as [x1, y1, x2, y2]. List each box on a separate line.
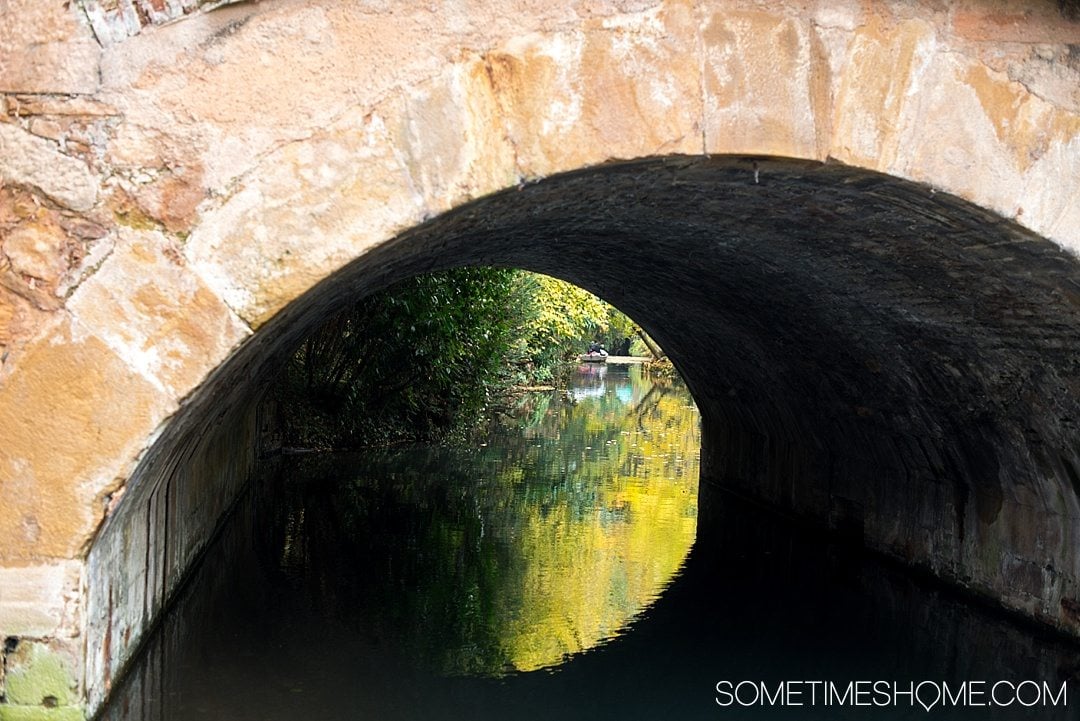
[82, 392, 264, 712]
[1, 1, 1080, 718]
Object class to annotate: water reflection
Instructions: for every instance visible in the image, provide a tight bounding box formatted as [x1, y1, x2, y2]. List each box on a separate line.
[101, 366, 1080, 721]
[259, 363, 699, 677]
[102, 365, 700, 719]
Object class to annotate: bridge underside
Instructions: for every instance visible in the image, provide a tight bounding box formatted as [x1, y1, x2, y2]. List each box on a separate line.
[4, 0, 1080, 716]
[14, 155, 1080, 716]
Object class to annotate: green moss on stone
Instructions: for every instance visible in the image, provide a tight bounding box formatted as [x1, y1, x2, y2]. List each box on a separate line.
[0, 706, 85, 721]
[4, 643, 76, 707]
[113, 206, 161, 232]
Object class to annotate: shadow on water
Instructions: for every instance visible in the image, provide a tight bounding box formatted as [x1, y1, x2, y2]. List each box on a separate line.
[102, 366, 1080, 720]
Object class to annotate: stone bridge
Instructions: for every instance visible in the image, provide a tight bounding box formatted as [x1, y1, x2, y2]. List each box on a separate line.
[2, 0, 1080, 717]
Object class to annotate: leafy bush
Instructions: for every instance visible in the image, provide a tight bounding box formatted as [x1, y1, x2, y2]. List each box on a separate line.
[274, 268, 648, 448]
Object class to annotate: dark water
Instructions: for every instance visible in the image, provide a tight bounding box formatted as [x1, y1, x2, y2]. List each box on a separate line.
[103, 365, 1080, 720]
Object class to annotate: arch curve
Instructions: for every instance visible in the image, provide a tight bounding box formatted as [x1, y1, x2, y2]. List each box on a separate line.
[2, 1, 1080, 717]
[82, 155, 1080, 712]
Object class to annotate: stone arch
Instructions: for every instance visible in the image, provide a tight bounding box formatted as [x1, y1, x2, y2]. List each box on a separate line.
[2, 1, 1080, 717]
[78, 155, 1080, 714]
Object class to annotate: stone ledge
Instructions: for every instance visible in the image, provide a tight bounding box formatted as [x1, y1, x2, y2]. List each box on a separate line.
[0, 563, 82, 639]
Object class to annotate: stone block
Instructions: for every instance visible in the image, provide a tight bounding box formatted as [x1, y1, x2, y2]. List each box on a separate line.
[1, 638, 79, 708]
[128, 165, 206, 234]
[184, 109, 425, 327]
[484, 0, 702, 179]
[68, 229, 251, 399]
[3, 218, 70, 291]
[0, 705, 84, 721]
[0, 125, 98, 212]
[701, 9, 830, 160]
[0, 562, 82, 638]
[0, 317, 173, 561]
[100, 2, 441, 194]
[0, 281, 53, 343]
[0, 0, 101, 94]
[6, 96, 118, 119]
[893, 52, 1080, 250]
[0, 194, 82, 313]
[829, 17, 938, 171]
[376, 59, 519, 214]
[1048, 185, 1080, 253]
[1002, 46, 1080, 117]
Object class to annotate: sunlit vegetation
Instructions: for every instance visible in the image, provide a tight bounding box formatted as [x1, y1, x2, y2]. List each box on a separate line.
[275, 268, 659, 448]
[509, 272, 640, 379]
[264, 367, 699, 675]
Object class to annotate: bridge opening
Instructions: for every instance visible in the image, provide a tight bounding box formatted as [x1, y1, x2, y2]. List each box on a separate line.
[80, 155, 1080, 718]
[95, 264, 705, 718]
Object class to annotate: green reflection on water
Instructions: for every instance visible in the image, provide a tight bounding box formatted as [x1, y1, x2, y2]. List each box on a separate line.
[267, 364, 699, 677]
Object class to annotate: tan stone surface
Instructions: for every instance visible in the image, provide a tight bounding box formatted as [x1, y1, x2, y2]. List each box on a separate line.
[0, 124, 99, 212]
[0, 0, 1079, 715]
[68, 229, 250, 399]
[950, 0, 1080, 44]
[5, 96, 119, 118]
[184, 109, 426, 327]
[998, 45, 1080, 116]
[96, 1, 689, 196]
[829, 17, 938, 172]
[0, 186, 111, 324]
[129, 163, 207, 234]
[0, 284, 25, 346]
[88, 0, 1080, 251]
[27, 117, 65, 143]
[3, 218, 71, 292]
[98, 1, 516, 195]
[0, 287, 56, 383]
[486, 0, 702, 179]
[0, 0, 101, 94]
[702, 9, 831, 160]
[1048, 185, 1080, 251]
[377, 59, 518, 214]
[894, 52, 1080, 253]
[961, 63, 1080, 175]
[0, 317, 174, 561]
[0, 561, 82, 638]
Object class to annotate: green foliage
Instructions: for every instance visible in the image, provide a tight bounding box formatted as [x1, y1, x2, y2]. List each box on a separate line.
[276, 267, 527, 448]
[507, 274, 608, 380]
[509, 273, 641, 379]
[274, 268, 650, 448]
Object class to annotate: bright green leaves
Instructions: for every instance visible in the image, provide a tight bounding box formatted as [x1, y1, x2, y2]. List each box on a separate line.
[274, 268, 642, 448]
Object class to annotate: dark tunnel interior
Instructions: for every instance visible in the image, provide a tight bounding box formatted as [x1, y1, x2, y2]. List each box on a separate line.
[104, 154, 1080, 645]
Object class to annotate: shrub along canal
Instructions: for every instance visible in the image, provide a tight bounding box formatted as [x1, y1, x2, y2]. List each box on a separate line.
[100, 365, 1078, 720]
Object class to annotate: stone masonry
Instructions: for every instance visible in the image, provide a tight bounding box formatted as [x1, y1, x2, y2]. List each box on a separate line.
[1, 1, 1079, 718]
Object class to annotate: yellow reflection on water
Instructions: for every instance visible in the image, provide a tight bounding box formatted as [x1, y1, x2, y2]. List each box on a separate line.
[492, 366, 700, 672]
[270, 365, 700, 678]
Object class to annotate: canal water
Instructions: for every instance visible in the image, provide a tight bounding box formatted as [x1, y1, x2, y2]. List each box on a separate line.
[102, 365, 1079, 720]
